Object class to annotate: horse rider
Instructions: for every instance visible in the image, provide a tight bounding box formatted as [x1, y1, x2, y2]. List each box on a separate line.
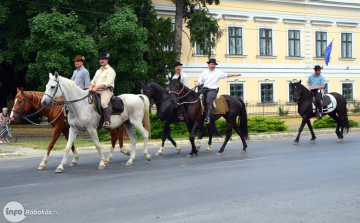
[307, 65, 325, 118]
[195, 58, 241, 124]
[172, 61, 189, 87]
[88, 52, 116, 130]
[71, 55, 90, 90]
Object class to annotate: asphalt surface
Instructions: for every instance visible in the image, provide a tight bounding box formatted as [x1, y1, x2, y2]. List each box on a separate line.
[1, 133, 360, 223]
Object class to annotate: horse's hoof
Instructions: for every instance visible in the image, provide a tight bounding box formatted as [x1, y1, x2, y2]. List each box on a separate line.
[204, 147, 211, 153]
[176, 147, 181, 154]
[125, 161, 133, 166]
[38, 166, 45, 171]
[55, 167, 64, 173]
[293, 141, 299, 145]
[337, 138, 343, 142]
[187, 154, 193, 158]
[98, 164, 106, 170]
[216, 152, 222, 156]
[70, 162, 77, 166]
[155, 152, 162, 156]
[104, 160, 109, 165]
[146, 154, 152, 161]
[195, 152, 199, 157]
[241, 150, 247, 154]
[196, 146, 201, 151]
[310, 140, 315, 143]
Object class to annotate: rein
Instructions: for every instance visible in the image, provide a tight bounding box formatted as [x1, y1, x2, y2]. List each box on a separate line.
[23, 107, 65, 126]
[169, 83, 199, 105]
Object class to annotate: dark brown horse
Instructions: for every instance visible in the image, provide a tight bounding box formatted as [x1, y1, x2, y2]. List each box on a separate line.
[168, 77, 250, 157]
[10, 87, 128, 170]
[290, 80, 350, 144]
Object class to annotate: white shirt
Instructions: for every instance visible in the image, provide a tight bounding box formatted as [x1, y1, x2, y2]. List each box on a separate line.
[197, 69, 228, 89]
[172, 72, 189, 87]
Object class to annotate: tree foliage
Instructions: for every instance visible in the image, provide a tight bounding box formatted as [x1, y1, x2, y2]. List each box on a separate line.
[172, 0, 222, 59]
[0, 0, 177, 108]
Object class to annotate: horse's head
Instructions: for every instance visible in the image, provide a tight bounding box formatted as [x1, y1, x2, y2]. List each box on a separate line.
[168, 76, 184, 108]
[141, 81, 154, 100]
[290, 80, 303, 102]
[10, 87, 32, 120]
[41, 72, 61, 106]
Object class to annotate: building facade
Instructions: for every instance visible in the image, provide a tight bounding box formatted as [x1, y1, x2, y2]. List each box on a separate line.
[153, 0, 360, 113]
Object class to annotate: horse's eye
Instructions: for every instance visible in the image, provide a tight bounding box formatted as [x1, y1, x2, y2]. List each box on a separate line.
[18, 101, 22, 104]
[51, 86, 55, 89]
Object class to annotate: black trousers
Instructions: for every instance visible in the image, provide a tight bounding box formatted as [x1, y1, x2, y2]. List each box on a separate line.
[311, 89, 322, 112]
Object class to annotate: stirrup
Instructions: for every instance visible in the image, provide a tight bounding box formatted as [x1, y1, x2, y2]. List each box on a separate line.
[103, 121, 111, 130]
[204, 117, 210, 124]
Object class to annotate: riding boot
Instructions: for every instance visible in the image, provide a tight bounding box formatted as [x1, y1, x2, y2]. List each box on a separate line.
[316, 101, 322, 119]
[103, 107, 111, 130]
[204, 108, 212, 124]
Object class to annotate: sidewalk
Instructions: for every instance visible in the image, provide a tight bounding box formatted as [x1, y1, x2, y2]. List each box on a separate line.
[2, 128, 359, 158]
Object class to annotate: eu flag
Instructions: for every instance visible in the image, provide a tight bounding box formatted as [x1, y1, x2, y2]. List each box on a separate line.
[324, 41, 333, 66]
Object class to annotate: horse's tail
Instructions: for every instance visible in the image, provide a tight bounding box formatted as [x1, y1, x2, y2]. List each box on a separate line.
[343, 108, 350, 134]
[138, 94, 151, 137]
[238, 98, 250, 140]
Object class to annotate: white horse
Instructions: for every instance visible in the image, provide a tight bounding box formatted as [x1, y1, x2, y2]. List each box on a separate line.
[41, 73, 151, 172]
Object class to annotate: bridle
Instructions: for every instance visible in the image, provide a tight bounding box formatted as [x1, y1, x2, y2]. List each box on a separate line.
[12, 91, 46, 118]
[168, 83, 200, 106]
[44, 77, 90, 107]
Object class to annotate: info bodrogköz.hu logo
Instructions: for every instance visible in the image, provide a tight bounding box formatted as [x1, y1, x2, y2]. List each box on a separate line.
[3, 201, 60, 222]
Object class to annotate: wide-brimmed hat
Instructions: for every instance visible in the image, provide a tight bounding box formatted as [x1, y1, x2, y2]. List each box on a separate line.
[313, 65, 323, 70]
[207, 58, 218, 65]
[98, 52, 110, 59]
[73, 55, 85, 62]
[174, 61, 183, 67]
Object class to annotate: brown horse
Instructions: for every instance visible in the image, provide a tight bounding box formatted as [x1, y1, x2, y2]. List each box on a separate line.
[10, 87, 129, 170]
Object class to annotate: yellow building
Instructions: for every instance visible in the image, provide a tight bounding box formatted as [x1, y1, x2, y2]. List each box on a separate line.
[153, 0, 360, 114]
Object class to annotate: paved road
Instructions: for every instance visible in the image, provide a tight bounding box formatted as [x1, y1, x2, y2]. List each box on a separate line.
[1, 133, 360, 223]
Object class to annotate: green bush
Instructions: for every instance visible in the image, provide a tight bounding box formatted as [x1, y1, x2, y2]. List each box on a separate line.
[313, 115, 359, 128]
[247, 116, 288, 132]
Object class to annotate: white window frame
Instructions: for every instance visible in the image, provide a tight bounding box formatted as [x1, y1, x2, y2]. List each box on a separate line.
[259, 81, 276, 103]
[340, 32, 354, 59]
[228, 81, 246, 103]
[341, 81, 355, 101]
[194, 34, 214, 55]
[287, 29, 302, 57]
[163, 22, 175, 51]
[227, 25, 244, 55]
[313, 30, 329, 58]
[258, 28, 274, 56]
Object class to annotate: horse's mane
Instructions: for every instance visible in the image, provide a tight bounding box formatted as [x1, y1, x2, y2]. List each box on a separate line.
[149, 81, 168, 94]
[58, 76, 84, 91]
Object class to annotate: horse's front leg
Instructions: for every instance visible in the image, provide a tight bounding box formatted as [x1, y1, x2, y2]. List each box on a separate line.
[306, 119, 316, 143]
[294, 117, 309, 145]
[123, 122, 137, 166]
[105, 128, 119, 164]
[196, 125, 206, 151]
[38, 125, 62, 170]
[56, 127, 80, 173]
[187, 123, 201, 158]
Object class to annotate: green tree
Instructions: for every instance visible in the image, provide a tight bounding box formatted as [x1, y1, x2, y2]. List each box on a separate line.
[172, 0, 222, 60]
[25, 8, 98, 91]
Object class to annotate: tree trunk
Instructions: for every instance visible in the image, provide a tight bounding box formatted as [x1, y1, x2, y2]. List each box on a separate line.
[174, 0, 184, 61]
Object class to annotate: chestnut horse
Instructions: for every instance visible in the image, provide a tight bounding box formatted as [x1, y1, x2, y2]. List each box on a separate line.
[10, 87, 129, 170]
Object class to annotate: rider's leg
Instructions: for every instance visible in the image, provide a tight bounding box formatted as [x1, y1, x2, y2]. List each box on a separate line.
[204, 90, 217, 124]
[98, 88, 113, 130]
[315, 91, 322, 118]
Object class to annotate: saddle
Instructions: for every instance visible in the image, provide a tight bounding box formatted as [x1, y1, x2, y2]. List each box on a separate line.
[312, 92, 337, 114]
[91, 93, 124, 130]
[200, 94, 229, 115]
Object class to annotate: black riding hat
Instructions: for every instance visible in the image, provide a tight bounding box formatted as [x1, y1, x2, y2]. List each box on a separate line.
[174, 61, 183, 67]
[98, 52, 110, 59]
[313, 65, 323, 70]
[207, 58, 218, 65]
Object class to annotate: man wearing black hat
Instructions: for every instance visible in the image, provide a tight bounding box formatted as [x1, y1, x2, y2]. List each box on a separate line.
[307, 65, 325, 118]
[88, 52, 116, 130]
[71, 55, 90, 90]
[172, 61, 189, 87]
[195, 58, 241, 124]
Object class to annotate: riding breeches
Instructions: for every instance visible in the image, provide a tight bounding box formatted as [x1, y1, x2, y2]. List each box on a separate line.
[311, 90, 322, 112]
[202, 88, 218, 111]
[96, 88, 113, 109]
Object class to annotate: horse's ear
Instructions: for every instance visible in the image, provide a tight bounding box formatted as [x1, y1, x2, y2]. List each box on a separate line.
[289, 81, 293, 86]
[49, 73, 53, 78]
[299, 80, 302, 84]
[20, 87, 24, 94]
[54, 72, 59, 79]
[167, 76, 172, 82]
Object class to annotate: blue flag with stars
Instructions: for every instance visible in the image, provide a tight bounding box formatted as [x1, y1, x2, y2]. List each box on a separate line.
[324, 40, 333, 66]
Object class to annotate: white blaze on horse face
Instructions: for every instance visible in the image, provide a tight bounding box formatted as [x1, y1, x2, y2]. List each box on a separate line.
[10, 98, 17, 119]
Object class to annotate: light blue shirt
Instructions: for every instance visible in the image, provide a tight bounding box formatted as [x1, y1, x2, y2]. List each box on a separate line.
[71, 66, 90, 90]
[307, 73, 325, 87]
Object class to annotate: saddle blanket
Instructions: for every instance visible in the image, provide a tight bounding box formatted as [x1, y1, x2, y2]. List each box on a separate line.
[312, 93, 337, 114]
[200, 95, 229, 115]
